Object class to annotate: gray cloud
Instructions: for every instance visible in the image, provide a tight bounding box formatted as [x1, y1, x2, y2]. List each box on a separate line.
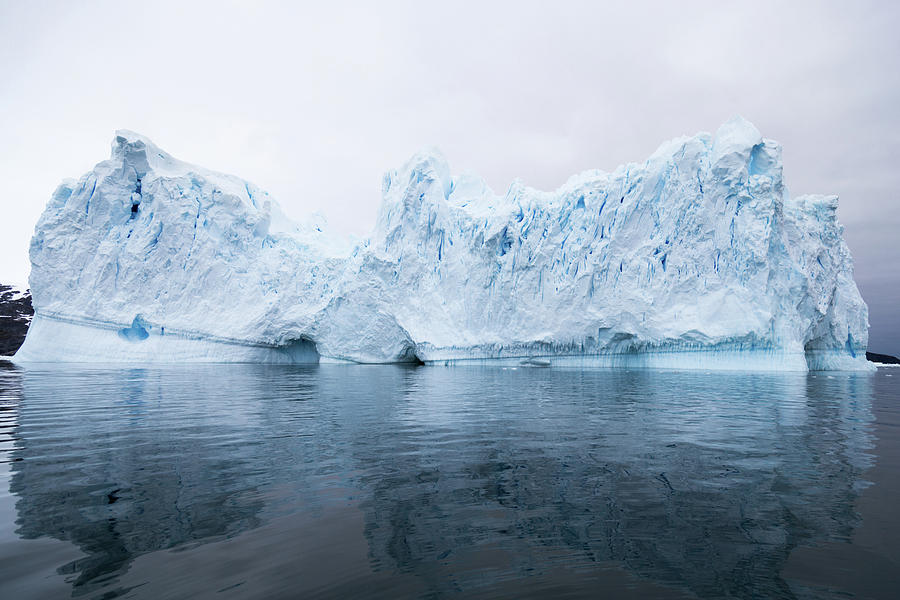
[1, 0, 897, 353]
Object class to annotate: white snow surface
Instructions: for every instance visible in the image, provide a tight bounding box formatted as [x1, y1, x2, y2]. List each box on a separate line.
[14, 118, 872, 370]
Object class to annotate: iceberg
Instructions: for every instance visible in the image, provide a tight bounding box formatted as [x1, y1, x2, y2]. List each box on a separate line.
[13, 118, 872, 370]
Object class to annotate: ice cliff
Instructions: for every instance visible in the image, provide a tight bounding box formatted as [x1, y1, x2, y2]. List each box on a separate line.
[13, 118, 872, 370]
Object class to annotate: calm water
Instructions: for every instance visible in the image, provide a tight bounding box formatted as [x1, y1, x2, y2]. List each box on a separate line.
[0, 363, 897, 599]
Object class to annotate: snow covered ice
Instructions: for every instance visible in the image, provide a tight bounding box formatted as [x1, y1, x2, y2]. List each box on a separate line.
[13, 118, 873, 370]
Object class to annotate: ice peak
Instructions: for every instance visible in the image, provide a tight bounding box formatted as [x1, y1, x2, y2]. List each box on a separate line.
[711, 116, 763, 165]
[718, 115, 762, 141]
[402, 147, 452, 200]
[111, 129, 178, 178]
[113, 128, 157, 147]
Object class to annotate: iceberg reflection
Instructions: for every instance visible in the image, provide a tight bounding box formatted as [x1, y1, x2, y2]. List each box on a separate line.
[4, 366, 876, 598]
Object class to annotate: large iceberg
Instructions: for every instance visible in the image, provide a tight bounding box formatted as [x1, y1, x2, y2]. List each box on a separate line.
[13, 118, 872, 370]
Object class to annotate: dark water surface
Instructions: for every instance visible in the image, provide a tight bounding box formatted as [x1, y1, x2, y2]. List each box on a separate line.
[0, 364, 897, 599]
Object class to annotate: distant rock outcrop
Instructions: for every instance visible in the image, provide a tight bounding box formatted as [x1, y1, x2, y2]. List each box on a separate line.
[0, 284, 32, 356]
[866, 351, 900, 365]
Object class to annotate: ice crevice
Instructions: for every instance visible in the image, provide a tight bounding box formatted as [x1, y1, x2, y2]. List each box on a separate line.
[13, 119, 873, 371]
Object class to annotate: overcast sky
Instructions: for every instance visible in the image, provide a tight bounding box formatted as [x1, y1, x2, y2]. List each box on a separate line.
[1, 1, 898, 353]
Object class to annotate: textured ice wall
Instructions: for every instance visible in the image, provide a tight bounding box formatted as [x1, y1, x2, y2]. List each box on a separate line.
[13, 119, 872, 370]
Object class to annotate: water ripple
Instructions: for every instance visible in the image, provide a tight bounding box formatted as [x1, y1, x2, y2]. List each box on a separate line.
[0, 364, 891, 599]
